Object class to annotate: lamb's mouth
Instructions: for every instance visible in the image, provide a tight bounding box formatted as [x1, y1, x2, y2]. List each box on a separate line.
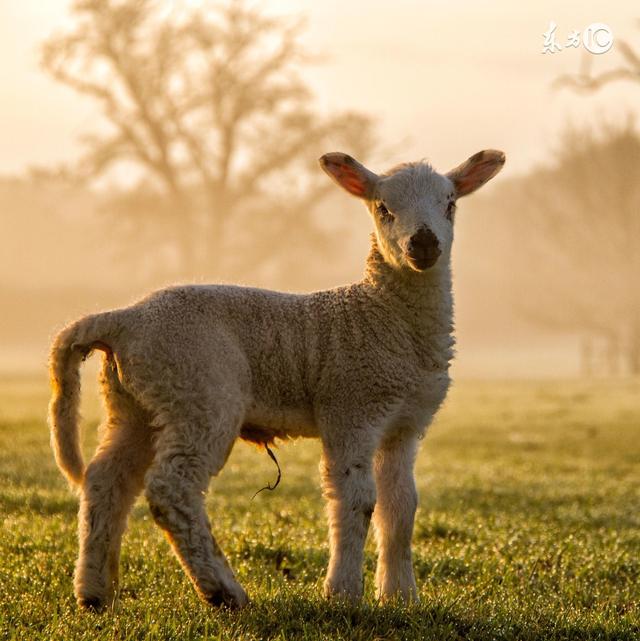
[406, 251, 440, 271]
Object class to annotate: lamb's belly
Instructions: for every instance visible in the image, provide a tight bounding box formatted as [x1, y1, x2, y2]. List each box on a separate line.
[241, 405, 319, 444]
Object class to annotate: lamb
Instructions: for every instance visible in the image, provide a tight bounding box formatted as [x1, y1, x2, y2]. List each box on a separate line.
[48, 148, 505, 610]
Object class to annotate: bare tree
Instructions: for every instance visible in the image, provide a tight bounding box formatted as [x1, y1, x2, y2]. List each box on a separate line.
[555, 22, 640, 91]
[550, 23, 640, 374]
[41, 0, 373, 279]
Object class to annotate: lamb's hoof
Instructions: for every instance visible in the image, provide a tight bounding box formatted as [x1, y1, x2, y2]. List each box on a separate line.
[204, 583, 249, 610]
[323, 581, 362, 604]
[377, 589, 420, 605]
[77, 596, 106, 612]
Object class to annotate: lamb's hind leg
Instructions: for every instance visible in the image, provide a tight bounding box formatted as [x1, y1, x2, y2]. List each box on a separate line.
[372, 430, 419, 602]
[144, 400, 248, 609]
[75, 359, 154, 610]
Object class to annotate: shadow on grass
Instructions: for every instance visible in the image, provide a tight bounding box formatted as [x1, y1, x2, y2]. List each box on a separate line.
[427, 486, 640, 530]
[181, 593, 639, 641]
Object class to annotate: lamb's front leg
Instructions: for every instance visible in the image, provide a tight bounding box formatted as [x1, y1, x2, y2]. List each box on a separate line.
[320, 435, 377, 601]
[373, 431, 419, 602]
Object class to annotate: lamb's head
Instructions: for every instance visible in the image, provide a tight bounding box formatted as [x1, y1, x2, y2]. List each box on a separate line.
[319, 150, 505, 272]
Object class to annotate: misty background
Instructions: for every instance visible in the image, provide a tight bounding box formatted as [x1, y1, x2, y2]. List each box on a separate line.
[1, 0, 639, 378]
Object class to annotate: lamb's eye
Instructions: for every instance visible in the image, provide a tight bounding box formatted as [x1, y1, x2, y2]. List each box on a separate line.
[446, 201, 456, 222]
[376, 202, 394, 222]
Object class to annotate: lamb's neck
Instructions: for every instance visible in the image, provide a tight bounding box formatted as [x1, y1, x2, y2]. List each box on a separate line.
[361, 238, 454, 340]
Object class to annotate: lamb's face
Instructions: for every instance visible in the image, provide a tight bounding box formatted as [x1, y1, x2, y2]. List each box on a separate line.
[369, 164, 455, 272]
[319, 149, 505, 273]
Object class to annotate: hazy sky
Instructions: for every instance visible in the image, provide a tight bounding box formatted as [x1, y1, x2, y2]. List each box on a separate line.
[0, 0, 638, 178]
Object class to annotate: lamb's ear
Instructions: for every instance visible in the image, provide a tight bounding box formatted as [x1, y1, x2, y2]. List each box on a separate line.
[319, 152, 378, 199]
[447, 150, 506, 197]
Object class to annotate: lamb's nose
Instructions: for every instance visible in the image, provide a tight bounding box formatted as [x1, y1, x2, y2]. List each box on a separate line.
[406, 227, 441, 270]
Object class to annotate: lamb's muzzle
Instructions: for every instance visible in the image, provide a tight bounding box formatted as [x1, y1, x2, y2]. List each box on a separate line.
[404, 227, 441, 271]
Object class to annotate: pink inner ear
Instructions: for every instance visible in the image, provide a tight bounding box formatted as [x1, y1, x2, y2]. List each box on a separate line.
[455, 161, 498, 194]
[343, 177, 366, 195]
[328, 163, 367, 196]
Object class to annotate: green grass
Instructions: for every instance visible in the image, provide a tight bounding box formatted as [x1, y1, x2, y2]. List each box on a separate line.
[0, 375, 638, 640]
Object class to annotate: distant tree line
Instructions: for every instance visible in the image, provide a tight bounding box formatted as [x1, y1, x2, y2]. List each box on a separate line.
[500, 124, 640, 376]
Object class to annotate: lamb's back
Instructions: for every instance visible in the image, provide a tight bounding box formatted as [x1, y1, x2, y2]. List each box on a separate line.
[118, 284, 327, 404]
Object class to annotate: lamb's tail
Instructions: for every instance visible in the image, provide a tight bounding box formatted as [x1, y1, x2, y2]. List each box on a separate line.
[48, 312, 120, 489]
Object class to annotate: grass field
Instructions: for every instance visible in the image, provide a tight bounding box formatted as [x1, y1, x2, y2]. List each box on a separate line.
[0, 374, 638, 640]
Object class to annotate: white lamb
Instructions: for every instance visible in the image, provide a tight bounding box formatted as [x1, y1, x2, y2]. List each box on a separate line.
[49, 149, 505, 610]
